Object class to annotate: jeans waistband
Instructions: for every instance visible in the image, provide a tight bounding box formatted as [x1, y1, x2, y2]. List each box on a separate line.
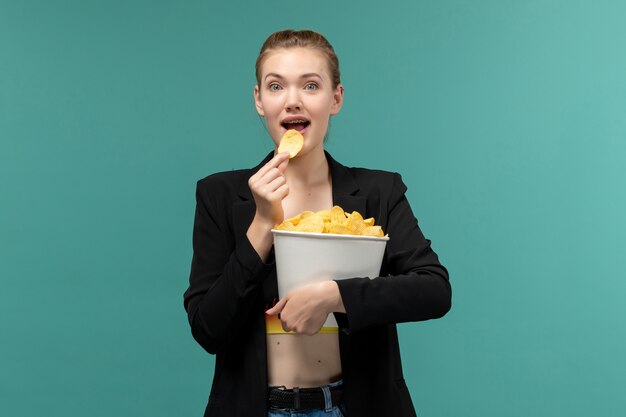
[268, 379, 343, 411]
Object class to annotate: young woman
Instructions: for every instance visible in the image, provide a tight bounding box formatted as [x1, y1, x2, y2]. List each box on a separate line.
[183, 29, 451, 417]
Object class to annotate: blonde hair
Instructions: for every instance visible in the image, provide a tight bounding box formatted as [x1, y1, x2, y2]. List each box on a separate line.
[255, 29, 341, 88]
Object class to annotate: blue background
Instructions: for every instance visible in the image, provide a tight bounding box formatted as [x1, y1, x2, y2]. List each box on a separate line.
[2, 1, 625, 416]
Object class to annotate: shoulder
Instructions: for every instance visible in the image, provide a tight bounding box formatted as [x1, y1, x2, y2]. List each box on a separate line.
[344, 165, 407, 197]
[328, 152, 402, 190]
[347, 166, 396, 184]
[193, 168, 254, 213]
[197, 168, 251, 193]
[192, 168, 253, 221]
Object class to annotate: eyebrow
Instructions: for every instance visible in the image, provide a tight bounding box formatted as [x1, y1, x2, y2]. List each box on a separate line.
[264, 72, 323, 81]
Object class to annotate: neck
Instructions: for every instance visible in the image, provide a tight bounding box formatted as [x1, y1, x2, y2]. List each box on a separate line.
[278, 145, 329, 188]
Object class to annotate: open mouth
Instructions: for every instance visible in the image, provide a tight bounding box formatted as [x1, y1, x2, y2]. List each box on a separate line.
[281, 119, 310, 132]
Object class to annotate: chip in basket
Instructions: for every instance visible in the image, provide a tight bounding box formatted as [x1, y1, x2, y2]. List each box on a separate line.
[275, 205, 386, 237]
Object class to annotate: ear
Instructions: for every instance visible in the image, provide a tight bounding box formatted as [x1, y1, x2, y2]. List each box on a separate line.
[330, 84, 344, 115]
[254, 84, 265, 116]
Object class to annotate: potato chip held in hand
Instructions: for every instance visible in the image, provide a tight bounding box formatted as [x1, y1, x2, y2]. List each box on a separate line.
[277, 129, 304, 158]
[274, 205, 386, 237]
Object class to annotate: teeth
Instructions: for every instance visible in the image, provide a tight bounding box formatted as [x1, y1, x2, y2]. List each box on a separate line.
[285, 119, 307, 124]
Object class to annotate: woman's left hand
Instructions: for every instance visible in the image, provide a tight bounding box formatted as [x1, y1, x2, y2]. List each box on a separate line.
[265, 281, 345, 335]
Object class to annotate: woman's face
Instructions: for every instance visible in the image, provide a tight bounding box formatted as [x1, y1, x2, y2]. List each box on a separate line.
[254, 47, 343, 157]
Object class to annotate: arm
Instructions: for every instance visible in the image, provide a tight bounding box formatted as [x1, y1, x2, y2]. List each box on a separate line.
[264, 280, 345, 335]
[183, 152, 291, 354]
[183, 180, 273, 355]
[333, 173, 451, 334]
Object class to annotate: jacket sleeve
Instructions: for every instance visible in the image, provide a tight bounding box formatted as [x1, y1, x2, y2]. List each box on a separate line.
[333, 173, 451, 334]
[183, 178, 273, 354]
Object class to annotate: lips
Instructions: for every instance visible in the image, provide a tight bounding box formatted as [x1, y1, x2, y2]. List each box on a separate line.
[281, 117, 310, 132]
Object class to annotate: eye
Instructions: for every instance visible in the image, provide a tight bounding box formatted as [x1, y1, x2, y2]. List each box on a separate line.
[268, 83, 282, 91]
[304, 83, 319, 91]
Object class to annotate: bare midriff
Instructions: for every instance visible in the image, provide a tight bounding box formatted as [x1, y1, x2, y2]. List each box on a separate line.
[267, 333, 342, 388]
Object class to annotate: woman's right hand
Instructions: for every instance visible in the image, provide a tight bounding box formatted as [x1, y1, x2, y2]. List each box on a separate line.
[246, 152, 291, 261]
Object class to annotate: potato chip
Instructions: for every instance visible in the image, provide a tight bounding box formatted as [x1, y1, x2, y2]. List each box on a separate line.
[277, 129, 304, 158]
[294, 214, 324, 233]
[327, 224, 353, 235]
[299, 211, 315, 219]
[274, 205, 386, 237]
[330, 206, 345, 225]
[274, 221, 297, 231]
[345, 211, 367, 235]
[283, 215, 301, 226]
[315, 209, 331, 220]
[362, 226, 384, 237]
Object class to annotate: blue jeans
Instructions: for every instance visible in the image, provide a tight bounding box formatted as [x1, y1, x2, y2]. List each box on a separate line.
[267, 379, 347, 417]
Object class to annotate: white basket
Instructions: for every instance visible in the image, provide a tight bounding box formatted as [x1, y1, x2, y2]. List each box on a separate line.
[271, 230, 389, 329]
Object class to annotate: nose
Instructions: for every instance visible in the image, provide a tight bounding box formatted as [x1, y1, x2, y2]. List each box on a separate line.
[284, 87, 302, 111]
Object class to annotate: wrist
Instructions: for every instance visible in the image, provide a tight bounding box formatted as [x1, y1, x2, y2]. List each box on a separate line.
[251, 213, 277, 231]
[246, 216, 275, 262]
[323, 280, 346, 313]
